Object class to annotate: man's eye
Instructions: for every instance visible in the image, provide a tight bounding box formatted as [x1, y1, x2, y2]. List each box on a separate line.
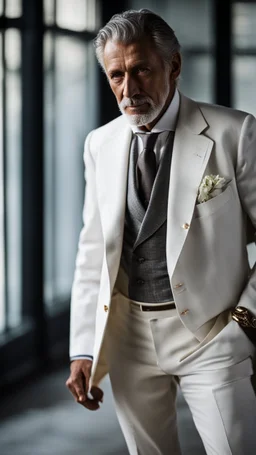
[111, 72, 123, 80]
[137, 68, 149, 74]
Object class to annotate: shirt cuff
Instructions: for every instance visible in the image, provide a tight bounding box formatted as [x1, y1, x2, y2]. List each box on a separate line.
[70, 355, 93, 361]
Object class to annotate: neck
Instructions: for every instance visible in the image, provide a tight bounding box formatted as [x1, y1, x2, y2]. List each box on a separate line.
[140, 88, 175, 132]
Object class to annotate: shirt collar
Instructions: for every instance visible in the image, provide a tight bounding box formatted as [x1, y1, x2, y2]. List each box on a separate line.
[130, 88, 180, 134]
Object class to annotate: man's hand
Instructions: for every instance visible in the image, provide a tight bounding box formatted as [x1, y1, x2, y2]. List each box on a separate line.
[66, 359, 104, 411]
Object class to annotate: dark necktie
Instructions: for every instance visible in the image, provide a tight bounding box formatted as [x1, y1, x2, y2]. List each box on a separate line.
[136, 132, 160, 208]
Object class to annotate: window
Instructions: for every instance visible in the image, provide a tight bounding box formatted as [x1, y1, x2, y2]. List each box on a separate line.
[44, 0, 55, 25]
[233, 57, 256, 116]
[56, 0, 99, 31]
[233, 2, 256, 116]
[233, 2, 256, 50]
[0, 25, 22, 334]
[180, 55, 214, 103]
[5, 0, 22, 18]
[232, 1, 256, 263]
[0, 0, 100, 385]
[0, 33, 4, 332]
[44, 1, 99, 309]
[44, 34, 98, 306]
[5, 29, 22, 329]
[0, 32, 4, 331]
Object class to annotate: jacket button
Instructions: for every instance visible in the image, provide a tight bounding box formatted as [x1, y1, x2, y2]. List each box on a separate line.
[174, 282, 184, 289]
[104, 305, 109, 312]
[180, 309, 189, 316]
[136, 279, 145, 285]
[182, 223, 190, 230]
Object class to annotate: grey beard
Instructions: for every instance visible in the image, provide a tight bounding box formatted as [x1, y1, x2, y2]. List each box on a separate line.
[118, 87, 170, 127]
[120, 105, 163, 126]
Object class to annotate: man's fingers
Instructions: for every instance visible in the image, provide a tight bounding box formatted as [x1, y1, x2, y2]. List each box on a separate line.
[66, 372, 87, 402]
[75, 386, 104, 411]
[66, 359, 97, 409]
[68, 382, 79, 401]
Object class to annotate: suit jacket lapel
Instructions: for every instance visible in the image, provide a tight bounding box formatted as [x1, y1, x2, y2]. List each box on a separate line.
[97, 123, 132, 290]
[166, 94, 214, 280]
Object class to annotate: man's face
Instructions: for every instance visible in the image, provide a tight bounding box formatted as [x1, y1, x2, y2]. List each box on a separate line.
[103, 39, 181, 130]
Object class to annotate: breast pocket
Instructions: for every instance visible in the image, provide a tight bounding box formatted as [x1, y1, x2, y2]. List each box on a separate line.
[193, 179, 235, 219]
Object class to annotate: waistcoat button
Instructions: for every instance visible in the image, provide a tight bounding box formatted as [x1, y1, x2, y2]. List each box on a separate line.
[136, 279, 145, 285]
[137, 257, 145, 263]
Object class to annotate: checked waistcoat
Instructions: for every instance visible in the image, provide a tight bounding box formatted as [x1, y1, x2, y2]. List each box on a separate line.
[119, 131, 175, 303]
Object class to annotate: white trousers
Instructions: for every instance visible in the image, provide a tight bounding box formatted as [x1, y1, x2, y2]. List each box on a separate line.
[104, 293, 256, 455]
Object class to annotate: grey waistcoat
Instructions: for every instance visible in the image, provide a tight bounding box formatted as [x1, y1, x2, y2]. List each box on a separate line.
[120, 132, 175, 303]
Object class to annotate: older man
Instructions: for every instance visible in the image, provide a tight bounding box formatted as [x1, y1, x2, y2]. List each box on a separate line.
[66, 9, 256, 455]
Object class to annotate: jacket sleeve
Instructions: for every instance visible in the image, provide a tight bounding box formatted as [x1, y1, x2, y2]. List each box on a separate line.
[236, 114, 256, 313]
[69, 131, 104, 358]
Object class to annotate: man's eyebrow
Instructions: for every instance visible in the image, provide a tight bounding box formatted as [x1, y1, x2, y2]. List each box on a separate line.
[108, 62, 149, 73]
[132, 62, 149, 69]
[108, 68, 123, 76]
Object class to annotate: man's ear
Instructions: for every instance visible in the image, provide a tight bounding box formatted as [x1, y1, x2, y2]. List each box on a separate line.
[171, 52, 181, 81]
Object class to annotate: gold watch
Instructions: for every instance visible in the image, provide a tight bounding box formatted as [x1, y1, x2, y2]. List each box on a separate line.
[231, 306, 256, 328]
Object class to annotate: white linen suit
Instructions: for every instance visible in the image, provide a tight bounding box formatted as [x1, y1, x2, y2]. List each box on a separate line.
[70, 92, 256, 453]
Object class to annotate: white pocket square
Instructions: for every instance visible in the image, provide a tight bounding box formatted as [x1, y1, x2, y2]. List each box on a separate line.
[197, 174, 228, 204]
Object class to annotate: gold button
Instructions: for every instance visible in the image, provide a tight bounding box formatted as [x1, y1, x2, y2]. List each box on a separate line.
[104, 305, 109, 312]
[174, 283, 184, 289]
[182, 223, 190, 230]
[180, 309, 189, 316]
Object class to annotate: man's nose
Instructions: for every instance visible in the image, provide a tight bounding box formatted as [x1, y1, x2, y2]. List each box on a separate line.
[123, 74, 140, 99]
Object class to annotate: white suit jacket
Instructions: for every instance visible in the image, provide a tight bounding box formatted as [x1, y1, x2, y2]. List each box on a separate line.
[70, 92, 256, 387]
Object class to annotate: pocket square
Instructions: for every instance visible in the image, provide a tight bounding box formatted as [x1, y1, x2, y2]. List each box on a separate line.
[197, 174, 228, 204]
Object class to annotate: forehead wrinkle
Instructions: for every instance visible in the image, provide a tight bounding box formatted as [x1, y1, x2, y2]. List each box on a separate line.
[107, 59, 150, 74]
[103, 39, 163, 74]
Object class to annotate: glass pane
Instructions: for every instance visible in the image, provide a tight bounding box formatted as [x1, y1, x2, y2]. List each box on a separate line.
[5, 29, 21, 70]
[179, 54, 213, 103]
[0, 161, 4, 333]
[233, 3, 256, 50]
[233, 56, 256, 117]
[56, 0, 98, 31]
[86, 0, 100, 31]
[44, 31, 54, 70]
[0, 33, 5, 333]
[5, 30, 22, 328]
[0, 0, 3, 16]
[44, 0, 55, 25]
[129, 0, 213, 48]
[44, 34, 98, 305]
[6, 0, 22, 18]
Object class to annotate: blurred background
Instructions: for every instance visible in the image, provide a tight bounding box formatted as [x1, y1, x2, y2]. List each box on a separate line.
[0, 0, 256, 454]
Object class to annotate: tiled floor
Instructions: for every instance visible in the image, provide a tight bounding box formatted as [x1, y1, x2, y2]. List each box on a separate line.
[0, 367, 205, 455]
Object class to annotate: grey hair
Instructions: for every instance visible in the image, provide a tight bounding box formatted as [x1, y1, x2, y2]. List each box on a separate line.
[94, 9, 181, 71]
